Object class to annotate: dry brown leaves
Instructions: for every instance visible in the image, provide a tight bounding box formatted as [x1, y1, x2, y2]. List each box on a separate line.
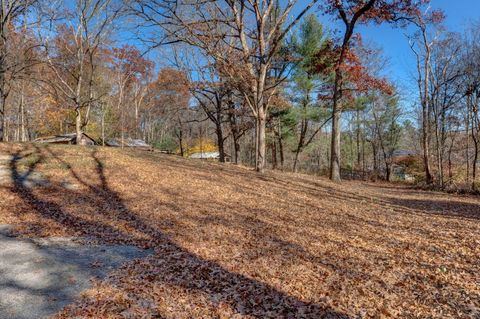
[0, 143, 479, 318]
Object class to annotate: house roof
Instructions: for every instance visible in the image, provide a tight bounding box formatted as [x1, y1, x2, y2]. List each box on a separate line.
[189, 152, 231, 159]
[35, 133, 96, 144]
[106, 138, 151, 148]
[189, 152, 221, 159]
[390, 150, 417, 158]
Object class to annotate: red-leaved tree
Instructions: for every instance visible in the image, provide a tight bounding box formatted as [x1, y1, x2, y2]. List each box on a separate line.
[321, 0, 431, 181]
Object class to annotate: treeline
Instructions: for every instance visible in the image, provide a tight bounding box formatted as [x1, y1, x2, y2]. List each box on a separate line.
[0, 1, 479, 190]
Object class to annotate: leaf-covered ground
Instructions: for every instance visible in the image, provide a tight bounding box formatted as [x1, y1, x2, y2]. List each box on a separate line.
[0, 143, 478, 318]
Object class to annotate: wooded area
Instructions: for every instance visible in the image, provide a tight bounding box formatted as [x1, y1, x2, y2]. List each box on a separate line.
[0, 0, 479, 191]
[0, 1, 479, 318]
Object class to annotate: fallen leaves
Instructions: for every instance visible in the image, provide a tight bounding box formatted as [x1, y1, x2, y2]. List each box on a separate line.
[0, 143, 479, 318]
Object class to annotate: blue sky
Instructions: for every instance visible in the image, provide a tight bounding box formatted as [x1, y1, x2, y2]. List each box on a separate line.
[295, 0, 480, 120]
[333, 0, 480, 100]
[133, 0, 479, 114]
[138, 1, 480, 81]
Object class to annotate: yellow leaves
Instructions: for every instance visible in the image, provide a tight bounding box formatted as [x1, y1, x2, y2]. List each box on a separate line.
[42, 95, 59, 106]
[34, 108, 72, 136]
[182, 138, 218, 156]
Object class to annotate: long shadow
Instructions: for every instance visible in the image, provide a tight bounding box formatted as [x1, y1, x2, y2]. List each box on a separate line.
[124, 151, 468, 252]
[253, 172, 480, 222]
[7, 145, 350, 318]
[383, 196, 480, 221]
[138, 150, 480, 239]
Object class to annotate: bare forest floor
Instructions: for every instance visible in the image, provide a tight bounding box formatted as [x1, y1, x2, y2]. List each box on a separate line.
[0, 143, 479, 318]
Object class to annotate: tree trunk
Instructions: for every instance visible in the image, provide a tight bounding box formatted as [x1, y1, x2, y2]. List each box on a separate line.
[472, 136, 478, 191]
[293, 117, 307, 172]
[232, 133, 241, 164]
[75, 45, 84, 145]
[215, 122, 225, 163]
[0, 91, 8, 142]
[278, 133, 284, 169]
[0, 109, 5, 142]
[421, 102, 432, 184]
[362, 129, 366, 179]
[330, 101, 342, 181]
[0, 113, 3, 141]
[329, 57, 344, 182]
[434, 110, 442, 188]
[293, 150, 301, 172]
[135, 103, 139, 139]
[177, 127, 184, 157]
[3, 113, 8, 142]
[448, 146, 453, 182]
[378, 133, 391, 182]
[227, 103, 241, 165]
[329, 22, 354, 182]
[466, 108, 470, 184]
[0, 53, 6, 142]
[256, 109, 266, 173]
[371, 141, 378, 182]
[19, 83, 26, 142]
[356, 109, 361, 170]
[446, 130, 455, 183]
[386, 164, 391, 182]
[271, 141, 277, 170]
[75, 106, 83, 145]
[439, 107, 447, 188]
[422, 38, 433, 185]
[472, 97, 479, 191]
[101, 103, 106, 146]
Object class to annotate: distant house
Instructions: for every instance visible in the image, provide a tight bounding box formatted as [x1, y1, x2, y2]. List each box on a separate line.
[389, 150, 418, 182]
[35, 133, 96, 146]
[390, 149, 417, 159]
[105, 138, 152, 151]
[392, 166, 416, 182]
[189, 151, 231, 162]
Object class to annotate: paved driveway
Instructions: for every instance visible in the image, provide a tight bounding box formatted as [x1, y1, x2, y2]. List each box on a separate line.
[0, 225, 150, 319]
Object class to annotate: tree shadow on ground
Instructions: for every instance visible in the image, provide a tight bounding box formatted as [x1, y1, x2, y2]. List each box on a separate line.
[349, 182, 480, 221]
[382, 196, 480, 221]
[255, 172, 480, 222]
[7, 145, 350, 318]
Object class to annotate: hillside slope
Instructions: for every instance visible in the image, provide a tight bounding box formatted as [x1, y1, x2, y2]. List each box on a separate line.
[0, 143, 479, 318]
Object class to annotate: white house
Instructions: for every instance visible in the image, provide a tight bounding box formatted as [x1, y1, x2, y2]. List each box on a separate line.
[189, 152, 231, 162]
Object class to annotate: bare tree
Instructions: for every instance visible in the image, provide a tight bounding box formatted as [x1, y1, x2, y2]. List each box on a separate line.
[131, 0, 318, 172]
[45, 0, 123, 145]
[0, 0, 43, 141]
[428, 33, 463, 188]
[407, 8, 445, 184]
[370, 94, 401, 181]
[462, 22, 480, 190]
[173, 48, 232, 163]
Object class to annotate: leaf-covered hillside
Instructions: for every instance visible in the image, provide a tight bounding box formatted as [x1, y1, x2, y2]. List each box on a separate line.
[0, 143, 478, 318]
